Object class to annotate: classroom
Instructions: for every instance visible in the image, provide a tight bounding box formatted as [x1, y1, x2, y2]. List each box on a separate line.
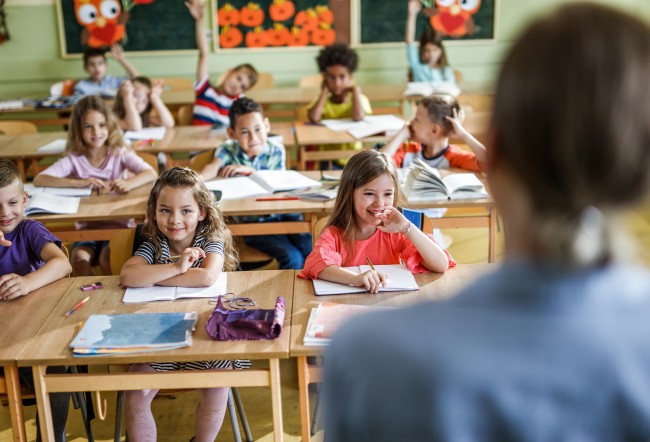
[1, 0, 650, 441]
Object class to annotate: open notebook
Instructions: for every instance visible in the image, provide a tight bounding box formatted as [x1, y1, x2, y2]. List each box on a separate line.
[312, 264, 419, 296]
[25, 184, 93, 197]
[205, 170, 321, 200]
[25, 193, 80, 216]
[122, 273, 227, 303]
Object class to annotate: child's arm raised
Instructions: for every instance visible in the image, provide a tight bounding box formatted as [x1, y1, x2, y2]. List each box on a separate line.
[0, 242, 71, 300]
[405, 0, 421, 44]
[378, 207, 450, 273]
[446, 108, 486, 165]
[120, 247, 224, 288]
[148, 80, 175, 128]
[116, 80, 142, 131]
[110, 44, 140, 78]
[186, 0, 209, 84]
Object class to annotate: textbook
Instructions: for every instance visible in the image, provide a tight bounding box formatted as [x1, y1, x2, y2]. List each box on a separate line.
[122, 272, 227, 303]
[25, 193, 80, 216]
[321, 115, 405, 139]
[124, 126, 167, 141]
[312, 264, 419, 296]
[205, 170, 321, 200]
[70, 312, 198, 356]
[303, 302, 385, 346]
[36, 138, 67, 154]
[24, 184, 93, 197]
[402, 158, 488, 202]
[403, 81, 461, 98]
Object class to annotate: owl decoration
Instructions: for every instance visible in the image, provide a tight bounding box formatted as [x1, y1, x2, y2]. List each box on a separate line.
[429, 0, 481, 37]
[74, 0, 126, 48]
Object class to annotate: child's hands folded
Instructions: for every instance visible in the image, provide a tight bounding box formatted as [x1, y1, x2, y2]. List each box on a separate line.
[175, 247, 206, 274]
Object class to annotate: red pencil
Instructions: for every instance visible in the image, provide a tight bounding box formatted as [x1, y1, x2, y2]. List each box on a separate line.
[255, 196, 300, 201]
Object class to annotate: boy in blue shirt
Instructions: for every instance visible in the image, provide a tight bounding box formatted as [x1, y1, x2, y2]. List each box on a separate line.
[200, 98, 311, 269]
[74, 44, 139, 97]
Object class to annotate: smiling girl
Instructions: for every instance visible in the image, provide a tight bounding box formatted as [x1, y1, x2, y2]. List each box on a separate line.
[299, 150, 454, 293]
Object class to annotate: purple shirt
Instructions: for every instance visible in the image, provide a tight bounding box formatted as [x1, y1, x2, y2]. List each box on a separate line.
[39, 147, 154, 181]
[0, 220, 61, 276]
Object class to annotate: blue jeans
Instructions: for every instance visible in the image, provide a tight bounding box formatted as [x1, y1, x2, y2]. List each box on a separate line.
[244, 214, 312, 270]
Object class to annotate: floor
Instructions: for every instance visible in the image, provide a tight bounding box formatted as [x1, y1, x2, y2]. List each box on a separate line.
[2, 204, 649, 441]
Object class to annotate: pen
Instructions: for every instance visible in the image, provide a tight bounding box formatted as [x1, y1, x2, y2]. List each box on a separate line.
[255, 196, 300, 201]
[64, 296, 90, 318]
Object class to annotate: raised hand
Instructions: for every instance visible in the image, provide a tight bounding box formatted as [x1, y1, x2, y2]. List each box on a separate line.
[185, 0, 205, 21]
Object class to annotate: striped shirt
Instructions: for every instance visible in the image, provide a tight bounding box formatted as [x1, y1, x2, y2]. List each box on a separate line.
[192, 77, 240, 127]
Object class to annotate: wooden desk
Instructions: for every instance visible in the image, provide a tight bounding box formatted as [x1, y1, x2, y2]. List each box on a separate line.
[293, 122, 393, 170]
[0, 278, 74, 442]
[0, 104, 71, 127]
[18, 271, 294, 442]
[289, 264, 495, 441]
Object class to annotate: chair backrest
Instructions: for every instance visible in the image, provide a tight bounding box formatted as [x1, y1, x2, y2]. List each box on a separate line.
[136, 152, 159, 174]
[109, 228, 137, 275]
[312, 216, 330, 244]
[189, 149, 216, 172]
[50, 79, 76, 97]
[453, 69, 463, 85]
[299, 74, 322, 89]
[155, 77, 194, 92]
[250, 72, 274, 91]
[0, 120, 38, 135]
[177, 104, 194, 126]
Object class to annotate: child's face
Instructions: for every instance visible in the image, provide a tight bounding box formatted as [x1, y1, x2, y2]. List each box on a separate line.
[81, 110, 109, 149]
[85, 55, 107, 82]
[353, 173, 395, 229]
[0, 179, 27, 235]
[409, 104, 439, 144]
[132, 82, 150, 114]
[221, 69, 252, 97]
[227, 112, 270, 159]
[323, 65, 353, 97]
[154, 185, 206, 249]
[421, 43, 443, 66]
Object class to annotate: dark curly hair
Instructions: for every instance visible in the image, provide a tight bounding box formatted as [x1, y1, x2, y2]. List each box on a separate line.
[228, 97, 264, 129]
[316, 43, 359, 73]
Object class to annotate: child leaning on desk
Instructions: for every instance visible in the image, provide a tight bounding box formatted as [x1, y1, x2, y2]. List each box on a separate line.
[200, 97, 312, 270]
[0, 158, 72, 442]
[186, 0, 258, 128]
[119, 167, 243, 442]
[33, 96, 157, 277]
[73, 44, 139, 97]
[307, 43, 372, 168]
[298, 150, 455, 293]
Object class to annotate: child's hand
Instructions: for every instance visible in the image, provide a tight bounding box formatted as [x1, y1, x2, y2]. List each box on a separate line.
[109, 178, 131, 193]
[119, 80, 134, 101]
[175, 247, 206, 274]
[83, 178, 108, 191]
[444, 108, 467, 138]
[109, 44, 125, 62]
[0, 274, 31, 300]
[353, 269, 388, 294]
[0, 231, 11, 247]
[150, 80, 164, 100]
[218, 164, 254, 177]
[408, 0, 422, 16]
[185, 0, 205, 21]
[376, 206, 410, 234]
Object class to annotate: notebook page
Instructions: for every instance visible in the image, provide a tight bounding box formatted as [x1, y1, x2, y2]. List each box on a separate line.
[36, 139, 67, 154]
[204, 176, 270, 200]
[124, 127, 167, 140]
[122, 286, 177, 303]
[175, 273, 228, 299]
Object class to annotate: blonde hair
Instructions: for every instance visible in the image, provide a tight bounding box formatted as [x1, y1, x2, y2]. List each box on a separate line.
[325, 150, 401, 253]
[491, 2, 650, 266]
[142, 167, 238, 271]
[67, 95, 126, 155]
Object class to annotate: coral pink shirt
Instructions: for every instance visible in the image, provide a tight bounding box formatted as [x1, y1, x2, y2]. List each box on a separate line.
[298, 226, 456, 280]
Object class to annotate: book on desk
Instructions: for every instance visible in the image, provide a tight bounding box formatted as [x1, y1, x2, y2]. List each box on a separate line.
[25, 183, 93, 197]
[122, 272, 227, 303]
[304, 302, 386, 346]
[25, 193, 80, 216]
[312, 264, 419, 296]
[70, 312, 198, 356]
[205, 170, 321, 200]
[403, 81, 461, 98]
[401, 158, 488, 202]
[321, 115, 405, 139]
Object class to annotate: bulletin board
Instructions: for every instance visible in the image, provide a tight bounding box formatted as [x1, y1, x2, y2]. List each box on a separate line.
[215, 0, 350, 50]
[56, 0, 197, 58]
[359, 0, 496, 45]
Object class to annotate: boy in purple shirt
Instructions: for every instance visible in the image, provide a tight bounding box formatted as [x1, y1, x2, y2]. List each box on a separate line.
[0, 158, 72, 442]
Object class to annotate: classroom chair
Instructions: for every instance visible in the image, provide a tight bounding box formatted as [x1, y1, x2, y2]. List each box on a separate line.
[299, 74, 321, 89]
[176, 104, 194, 126]
[107, 228, 254, 442]
[154, 77, 194, 92]
[50, 79, 76, 97]
[0, 120, 37, 135]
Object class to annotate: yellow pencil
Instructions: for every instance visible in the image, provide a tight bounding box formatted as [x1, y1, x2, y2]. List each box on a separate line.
[365, 257, 376, 271]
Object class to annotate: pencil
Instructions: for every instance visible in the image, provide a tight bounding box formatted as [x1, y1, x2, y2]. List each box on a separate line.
[64, 296, 90, 317]
[365, 257, 376, 271]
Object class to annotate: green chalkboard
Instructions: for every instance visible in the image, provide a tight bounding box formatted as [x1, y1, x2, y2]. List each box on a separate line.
[56, 0, 197, 57]
[360, 0, 495, 44]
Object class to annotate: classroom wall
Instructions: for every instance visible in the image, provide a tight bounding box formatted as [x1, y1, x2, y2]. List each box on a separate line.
[1, 0, 649, 99]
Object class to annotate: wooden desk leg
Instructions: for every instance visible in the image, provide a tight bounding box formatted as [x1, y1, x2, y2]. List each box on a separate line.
[32, 365, 55, 442]
[488, 207, 497, 263]
[297, 356, 311, 442]
[5, 366, 27, 442]
[15, 160, 26, 182]
[269, 358, 284, 442]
